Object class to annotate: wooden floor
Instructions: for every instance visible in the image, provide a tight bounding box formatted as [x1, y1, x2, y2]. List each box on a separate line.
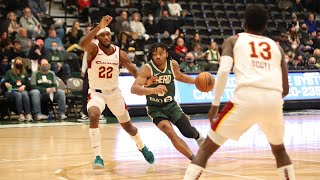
[0, 113, 319, 180]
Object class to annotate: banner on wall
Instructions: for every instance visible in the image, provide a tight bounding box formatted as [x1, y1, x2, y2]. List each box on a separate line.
[119, 72, 320, 106]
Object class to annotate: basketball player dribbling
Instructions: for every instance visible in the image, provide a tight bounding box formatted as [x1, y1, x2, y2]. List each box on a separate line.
[184, 5, 295, 180]
[131, 43, 205, 160]
[79, 15, 154, 169]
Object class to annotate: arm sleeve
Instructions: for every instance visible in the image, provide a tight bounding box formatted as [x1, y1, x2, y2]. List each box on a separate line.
[81, 51, 88, 73]
[212, 56, 233, 106]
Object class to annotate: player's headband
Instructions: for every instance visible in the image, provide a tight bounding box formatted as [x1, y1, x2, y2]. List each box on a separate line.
[96, 27, 111, 35]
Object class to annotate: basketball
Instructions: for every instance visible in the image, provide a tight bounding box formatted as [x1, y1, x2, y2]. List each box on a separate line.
[195, 72, 215, 92]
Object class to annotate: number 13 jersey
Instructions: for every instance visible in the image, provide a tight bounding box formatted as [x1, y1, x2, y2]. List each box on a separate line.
[87, 44, 120, 91]
[233, 33, 283, 93]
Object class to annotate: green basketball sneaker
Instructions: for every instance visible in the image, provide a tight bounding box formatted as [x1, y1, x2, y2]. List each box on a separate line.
[93, 156, 104, 169]
[139, 146, 155, 164]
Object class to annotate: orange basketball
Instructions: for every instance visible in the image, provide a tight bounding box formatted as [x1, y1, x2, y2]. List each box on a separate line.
[195, 72, 215, 92]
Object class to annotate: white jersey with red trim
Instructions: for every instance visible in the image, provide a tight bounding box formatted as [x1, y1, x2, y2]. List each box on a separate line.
[233, 33, 283, 93]
[87, 44, 120, 91]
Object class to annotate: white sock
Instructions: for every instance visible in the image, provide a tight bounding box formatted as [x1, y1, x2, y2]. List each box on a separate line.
[277, 164, 295, 180]
[184, 163, 205, 180]
[130, 131, 144, 150]
[89, 128, 102, 158]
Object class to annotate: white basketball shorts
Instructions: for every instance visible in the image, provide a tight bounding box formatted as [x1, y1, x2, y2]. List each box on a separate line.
[87, 87, 129, 123]
[211, 87, 285, 145]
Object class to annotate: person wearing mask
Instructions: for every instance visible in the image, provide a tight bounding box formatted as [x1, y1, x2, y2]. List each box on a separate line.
[179, 52, 201, 73]
[305, 56, 319, 69]
[143, 13, 157, 36]
[29, 58, 67, 120]
[3, 57, 32, 121]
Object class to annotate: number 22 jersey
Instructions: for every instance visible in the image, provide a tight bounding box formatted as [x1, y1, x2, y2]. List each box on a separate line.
[87, 44, 120, 91]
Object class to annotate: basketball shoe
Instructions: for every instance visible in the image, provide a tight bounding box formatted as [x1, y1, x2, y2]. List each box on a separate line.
[93, 156, 104, 169]
[139, 146, 155, 164]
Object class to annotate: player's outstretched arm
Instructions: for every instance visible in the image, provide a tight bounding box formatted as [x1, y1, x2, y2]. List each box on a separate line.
[172, 60, 195, 84]
[79, 15, 113, 52]
[209, 36, 236, 122]
[131, 65, 167, 96]
[120, 50, 138, 78]
[278, 46, 289, 98]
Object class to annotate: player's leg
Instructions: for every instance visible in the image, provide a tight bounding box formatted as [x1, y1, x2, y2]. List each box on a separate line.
[184, 129, 227, 180]
[107, 89, 154, 164]
[184, 102, 252, 180]
[174, 113, 205, 146]
[116, 111, 154, 164]
[258, 105, 295, 180]
[155, 118, 195, 160]
[87, 90, 106, 169]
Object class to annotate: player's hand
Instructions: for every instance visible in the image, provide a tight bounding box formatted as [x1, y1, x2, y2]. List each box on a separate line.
[208, 105, 219, 124]
[99, 15, 113, 28]
[153, 85, 167, 95]
[144, 76, 157, 87]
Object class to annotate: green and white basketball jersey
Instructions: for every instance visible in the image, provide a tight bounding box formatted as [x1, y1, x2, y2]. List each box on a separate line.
[146, 59, 176, 106]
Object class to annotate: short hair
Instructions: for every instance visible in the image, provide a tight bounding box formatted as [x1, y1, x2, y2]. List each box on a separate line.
[245, 5, 269, 33]
[149, 43, 169, 53]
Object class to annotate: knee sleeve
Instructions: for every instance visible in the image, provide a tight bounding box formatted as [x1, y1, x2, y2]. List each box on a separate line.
[117, 110, 130, 123]
[175, 114, 198, 139]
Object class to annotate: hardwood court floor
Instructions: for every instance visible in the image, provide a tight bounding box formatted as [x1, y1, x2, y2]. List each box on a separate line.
[0, 113, 319, 180]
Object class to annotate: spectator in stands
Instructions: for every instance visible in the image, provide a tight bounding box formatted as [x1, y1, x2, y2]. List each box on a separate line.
[305, 13, 318, 34]
[65, 20, 84, 46]
[0, 56, 11, 77]
[279, 32, 291, 52]
[300, 37, 315, 55]
[130, 12, 149, 41]
[291, 0, 305, 13]
[44, 27, 65, 54]
[20, 7, 45, 39]
[116, 10, 138, 50]
[29, 39, 45, 61]
[289, 13, 299, 32]
[7, 40, 26, 61]
[46, 41, 71, 81]
[174, 37, 188, 61]
[188, 33, 201, 52]
[313, 48, 320, 63]
[30, 58, 67, 120]
[3, 57, 32, 121]
[205, 42, 220, 71]
[156, 9, 179, 40]
[6, 12, 20, 40]
[191, 43, 206, 70]
[28, 0, 47, 20]
[286, 26, 300, 44]
[305, 56, 319, 69]
[285, 53, 295, 70]
[52, 19, 65, 41]
[14, 27, 33, 56]
[150, 0, 167, 17]
[278, 0, 291, 10]
[179, 52, 200, 73]
[0, 32, 12, 55]
[28, 39, 44, 72]
[167, 0, 182, 17]
[120, 0, 130, 7]
[144, 13, 157, 36]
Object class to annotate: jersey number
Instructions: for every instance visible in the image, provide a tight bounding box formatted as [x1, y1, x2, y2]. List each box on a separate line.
[99, 67, 113, 78]
[249, 41, 271, 60]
